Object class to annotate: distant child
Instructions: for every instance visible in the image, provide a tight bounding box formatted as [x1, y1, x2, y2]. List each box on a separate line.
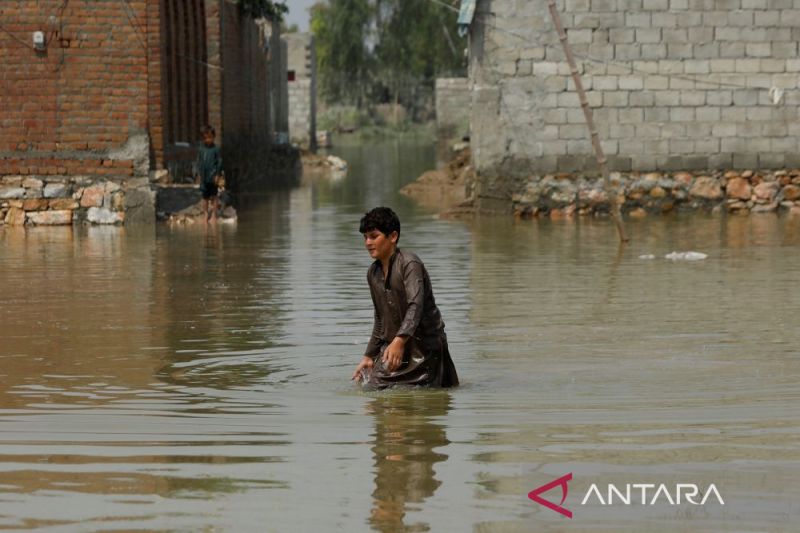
[194, 125, 223, 223]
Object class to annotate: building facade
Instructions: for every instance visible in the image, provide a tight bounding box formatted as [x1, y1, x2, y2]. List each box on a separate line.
[465, 0, 800, 205]
[286, 32, 317, 150]
[0, 0, 282, 225]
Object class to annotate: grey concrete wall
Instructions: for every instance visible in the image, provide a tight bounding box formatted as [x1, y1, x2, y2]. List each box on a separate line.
[265, 21, 289, 138]
[436, 78, 471, 139]
[286, 33, 317, 149]
[277, 39, 289, 135]
[468, 0, 800, 192]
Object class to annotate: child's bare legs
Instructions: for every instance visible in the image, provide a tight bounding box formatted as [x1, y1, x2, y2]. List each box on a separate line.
[201, 198, 209, 223]
[210, 196, 219, 222]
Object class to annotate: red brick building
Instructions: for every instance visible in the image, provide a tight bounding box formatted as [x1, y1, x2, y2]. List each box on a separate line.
[0, 0, 280, 225]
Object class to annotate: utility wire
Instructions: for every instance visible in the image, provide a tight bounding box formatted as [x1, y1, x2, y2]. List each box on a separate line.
[177, 53, 224, 71]
[121, 0, 148, 50]
[45, 0, 70, 45]
[0, 23, 36, 50]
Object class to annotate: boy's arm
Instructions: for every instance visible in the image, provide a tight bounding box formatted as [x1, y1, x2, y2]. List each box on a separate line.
[396, 260, 425, 339]
[193, 148, 201, 184]
[380, 260, 425, 372]
[215, 148, 223, 178]
[365, 280, 382, 357]
[354, 278, 381, 381]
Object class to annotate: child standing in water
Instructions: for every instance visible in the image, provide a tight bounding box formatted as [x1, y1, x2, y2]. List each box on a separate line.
[352, 207, 459, 389]
[194, 125, 223, 223]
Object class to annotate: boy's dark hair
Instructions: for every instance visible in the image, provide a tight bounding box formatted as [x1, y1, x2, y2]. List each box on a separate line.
[201, 124, 215, 136]
[359, 207, 400, 241]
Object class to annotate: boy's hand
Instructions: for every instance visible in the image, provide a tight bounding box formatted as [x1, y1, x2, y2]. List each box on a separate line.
[382, 336, 406, 372]
[351, 355, 374, 381]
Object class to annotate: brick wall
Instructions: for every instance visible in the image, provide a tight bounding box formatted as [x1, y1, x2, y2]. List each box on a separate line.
[0, 0, 151, 178]
[1, 0, 281, 201]
[468, 0, 800, 186]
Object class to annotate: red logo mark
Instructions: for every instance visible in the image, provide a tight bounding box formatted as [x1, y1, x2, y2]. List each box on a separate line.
[528, 472, 573, 518]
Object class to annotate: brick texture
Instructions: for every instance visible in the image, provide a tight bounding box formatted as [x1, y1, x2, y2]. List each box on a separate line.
[2, 0, 278, 187]
[0, 0, 149, 176]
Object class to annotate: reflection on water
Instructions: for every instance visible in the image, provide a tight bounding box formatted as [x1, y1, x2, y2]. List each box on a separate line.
[1, 138, 799, 531]
[368, 391, 450, 533]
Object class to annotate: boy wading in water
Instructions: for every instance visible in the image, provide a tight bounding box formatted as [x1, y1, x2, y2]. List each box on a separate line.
[195, 125, 223, 223]
[352, 207, 459, 389]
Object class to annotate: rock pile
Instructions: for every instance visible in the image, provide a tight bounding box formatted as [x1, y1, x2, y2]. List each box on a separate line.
[512, 169, 800, 219]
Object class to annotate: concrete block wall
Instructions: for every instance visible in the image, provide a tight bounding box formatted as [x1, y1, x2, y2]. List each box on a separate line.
[286, 33, 316, 149]
[288, 79, 313, 145]
[468, 0, 800, 185]
[436, 78, 471, 139]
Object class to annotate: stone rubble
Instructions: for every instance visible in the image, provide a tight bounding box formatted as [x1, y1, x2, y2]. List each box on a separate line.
[511, 169, 800, 219]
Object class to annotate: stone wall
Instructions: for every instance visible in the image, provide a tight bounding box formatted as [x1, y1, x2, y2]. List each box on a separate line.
[286, 33, 317, 150]
[467, 0, 800, 206]
[511, 169, 800, 219]
[435, 78, 471, 139]
[1, 176, 155, 226]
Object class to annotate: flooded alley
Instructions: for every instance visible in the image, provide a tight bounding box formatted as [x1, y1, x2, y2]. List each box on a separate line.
[1, 139, 799, 532]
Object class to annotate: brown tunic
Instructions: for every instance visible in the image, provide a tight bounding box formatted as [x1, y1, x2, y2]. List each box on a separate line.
[362, 248, 459, 388]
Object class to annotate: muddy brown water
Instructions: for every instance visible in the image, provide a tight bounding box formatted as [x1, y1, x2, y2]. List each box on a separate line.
[1, 139, 799, 532]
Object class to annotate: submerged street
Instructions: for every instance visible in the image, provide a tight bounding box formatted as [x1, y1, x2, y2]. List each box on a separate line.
[1, 139, 799, 532]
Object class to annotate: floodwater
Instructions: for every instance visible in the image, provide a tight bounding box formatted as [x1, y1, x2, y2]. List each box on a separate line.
[1, 138, 799, 532]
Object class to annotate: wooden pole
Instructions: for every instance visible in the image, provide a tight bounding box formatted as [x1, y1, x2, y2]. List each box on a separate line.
[545, 0, 629, 242]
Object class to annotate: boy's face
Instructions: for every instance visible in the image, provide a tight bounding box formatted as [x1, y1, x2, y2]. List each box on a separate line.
[203, 132, 215, 146]
[363, 229, 397, 261]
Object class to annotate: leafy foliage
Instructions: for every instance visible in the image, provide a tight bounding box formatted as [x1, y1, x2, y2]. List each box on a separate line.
[311, 0, 466, 113]
[311, 0, 374, 106]
[238, 0, 288, 21]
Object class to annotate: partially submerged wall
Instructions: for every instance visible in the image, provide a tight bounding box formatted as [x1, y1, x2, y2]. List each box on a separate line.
[0, 0, 156, 225]
[468, 0, 800, 206]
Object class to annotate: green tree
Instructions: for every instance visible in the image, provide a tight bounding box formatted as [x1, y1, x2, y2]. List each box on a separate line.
[311, 0, 373, 106]
[375, 0, 464, 81]
[373, 0, 465, 118]
[311, 0, 466, 116]
[238, 0, 288, 20]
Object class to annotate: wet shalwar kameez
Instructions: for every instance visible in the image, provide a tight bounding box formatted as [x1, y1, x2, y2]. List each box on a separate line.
[362, 249, 459, 388]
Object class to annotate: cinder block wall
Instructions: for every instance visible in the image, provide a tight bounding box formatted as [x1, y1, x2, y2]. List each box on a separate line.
[469, 0, 800, 183]
[436, 78, 471, 139]
[286, 33, 316, 149]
